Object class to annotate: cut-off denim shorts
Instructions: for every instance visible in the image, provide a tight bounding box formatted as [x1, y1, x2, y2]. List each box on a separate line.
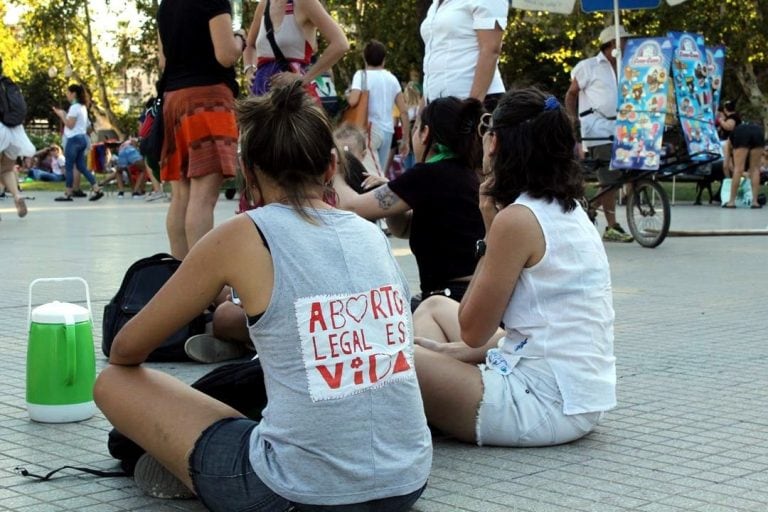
[189, 417, 426, 512]
[476, 362, 602, 447]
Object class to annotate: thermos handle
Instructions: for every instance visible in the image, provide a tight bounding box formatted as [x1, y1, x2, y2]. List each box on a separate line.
[64, 312, 76, 385]
[28, 277, 93, 329]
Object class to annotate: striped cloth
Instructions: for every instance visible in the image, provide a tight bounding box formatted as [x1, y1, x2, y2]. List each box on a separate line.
[160, 83, 238, 181]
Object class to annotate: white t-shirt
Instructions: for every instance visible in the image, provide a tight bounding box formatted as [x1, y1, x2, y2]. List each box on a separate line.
[350, 69, 402, 134]
[63, 103, 89, 138]
[571, 52, 618, 148]
[51, 155, 65, 176]
[420, 0, 507, 102]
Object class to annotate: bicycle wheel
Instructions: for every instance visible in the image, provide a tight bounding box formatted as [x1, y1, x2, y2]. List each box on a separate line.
[626, 178, 670, 248]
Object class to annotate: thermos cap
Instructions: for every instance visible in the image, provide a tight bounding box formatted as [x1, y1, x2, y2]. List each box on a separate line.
[31, 301, 90, 324]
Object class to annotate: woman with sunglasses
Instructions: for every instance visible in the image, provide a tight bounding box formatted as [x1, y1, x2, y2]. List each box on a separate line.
[334, 96, 485, 309]
[413, 87, 617, 447]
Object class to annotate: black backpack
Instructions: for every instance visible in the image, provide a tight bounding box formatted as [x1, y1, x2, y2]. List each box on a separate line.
[102, 253, 208, 362]
[0, 76, 27, 127]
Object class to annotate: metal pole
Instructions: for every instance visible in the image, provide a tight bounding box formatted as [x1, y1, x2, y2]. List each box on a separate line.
[613, 0, 622, 83]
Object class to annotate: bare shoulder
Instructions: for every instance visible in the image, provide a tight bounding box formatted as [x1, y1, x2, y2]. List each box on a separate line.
[490, 204, 544, 265]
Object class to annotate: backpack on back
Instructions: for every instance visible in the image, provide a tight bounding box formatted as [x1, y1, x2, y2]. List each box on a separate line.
[102, 253, 208, 362]
[0, 76, 28, 127]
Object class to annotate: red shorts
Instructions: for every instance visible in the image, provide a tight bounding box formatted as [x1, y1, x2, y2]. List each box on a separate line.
[160, 84, 238, 182]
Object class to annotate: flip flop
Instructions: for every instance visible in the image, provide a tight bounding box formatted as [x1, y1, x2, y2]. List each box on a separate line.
[721, 204, 736, 209]
[751, 204, 763, 209]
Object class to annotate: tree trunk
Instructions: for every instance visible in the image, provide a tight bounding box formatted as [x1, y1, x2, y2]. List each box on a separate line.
[81, 1, 124, 139]
[734, 61, 768, 133]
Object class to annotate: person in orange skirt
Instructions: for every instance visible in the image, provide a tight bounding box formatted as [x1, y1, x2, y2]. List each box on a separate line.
[157, 0, 247, 259]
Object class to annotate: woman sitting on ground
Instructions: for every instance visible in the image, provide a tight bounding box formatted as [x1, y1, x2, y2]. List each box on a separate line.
[94, 83, 431, 511]
[334, 96, 486, 307]
[413, 87, 617, 447]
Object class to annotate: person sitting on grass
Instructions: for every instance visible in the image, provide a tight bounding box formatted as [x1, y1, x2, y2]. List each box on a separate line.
[26, 144, 65, 182]
[94, 83, 432, 510]
[413, 86, 617, 447]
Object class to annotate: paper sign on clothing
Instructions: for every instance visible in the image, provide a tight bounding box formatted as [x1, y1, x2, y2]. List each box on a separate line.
[295, 285, 414, 402]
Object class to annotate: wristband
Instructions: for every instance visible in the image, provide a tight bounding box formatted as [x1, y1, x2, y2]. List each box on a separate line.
[234, 32, 246, 52]
[475, 239, 487, 260]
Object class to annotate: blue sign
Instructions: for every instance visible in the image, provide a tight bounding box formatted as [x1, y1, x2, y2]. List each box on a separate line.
[581, 0, 661, 12]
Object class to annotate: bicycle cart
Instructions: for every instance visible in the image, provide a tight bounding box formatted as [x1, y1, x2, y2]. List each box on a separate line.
[583, 143, 720, 248]
[580, 33, 724, 248]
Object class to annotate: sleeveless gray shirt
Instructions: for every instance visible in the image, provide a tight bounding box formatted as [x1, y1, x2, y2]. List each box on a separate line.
[245, 205, 432, 505]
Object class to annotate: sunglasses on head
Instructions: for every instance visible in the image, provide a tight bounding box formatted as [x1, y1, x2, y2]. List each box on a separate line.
[477, 113, 495, 138]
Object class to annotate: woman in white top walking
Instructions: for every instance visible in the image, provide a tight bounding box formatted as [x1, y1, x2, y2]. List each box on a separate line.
[51, 84, 103, 201]
[346, 40, 410, 176]
[414, 87, 617, 447]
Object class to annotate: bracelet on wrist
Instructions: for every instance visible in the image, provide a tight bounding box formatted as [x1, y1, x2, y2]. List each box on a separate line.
[244, 64, 256, 74]
[234, 33, 246, 52]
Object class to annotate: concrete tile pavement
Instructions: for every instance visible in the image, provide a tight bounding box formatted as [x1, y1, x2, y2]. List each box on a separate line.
[1, 191, 767, 511]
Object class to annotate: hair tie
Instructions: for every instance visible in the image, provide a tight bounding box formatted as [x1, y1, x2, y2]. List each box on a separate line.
[543, 96, 560, 111]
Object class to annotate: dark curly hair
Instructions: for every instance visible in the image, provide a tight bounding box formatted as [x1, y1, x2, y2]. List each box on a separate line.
[486, 87, 583, 212]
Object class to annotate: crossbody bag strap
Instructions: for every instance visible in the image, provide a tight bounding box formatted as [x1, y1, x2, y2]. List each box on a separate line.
[264, 0, 290, 68]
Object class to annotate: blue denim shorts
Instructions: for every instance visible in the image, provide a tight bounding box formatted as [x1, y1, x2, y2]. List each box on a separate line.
[189, 417, 426, 512]
[117, 145, 143, 168]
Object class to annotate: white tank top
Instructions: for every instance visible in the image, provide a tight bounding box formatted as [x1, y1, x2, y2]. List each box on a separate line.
[255, 0, 313, 63]
[496, 193, 617, 415]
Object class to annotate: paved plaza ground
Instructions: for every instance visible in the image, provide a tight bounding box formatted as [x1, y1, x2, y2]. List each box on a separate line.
[1, 191, 767, 511]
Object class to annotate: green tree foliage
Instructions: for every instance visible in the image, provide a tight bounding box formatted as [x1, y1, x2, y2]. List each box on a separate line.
[326, 0, 426, 86]
[503, 1, 766, 127]
[21, 0, 125, 137]
[3, 0, 767, 132]
[0, 1, 30, 80]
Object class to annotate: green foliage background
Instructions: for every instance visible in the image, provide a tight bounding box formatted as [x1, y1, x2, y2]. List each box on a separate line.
[1, 0, 767, 135]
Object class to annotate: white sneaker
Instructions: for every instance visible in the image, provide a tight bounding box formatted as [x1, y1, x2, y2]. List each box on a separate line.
[184, 334, 250, 363]
[133, 454, 194, 500]
[145, 191, 166, 202]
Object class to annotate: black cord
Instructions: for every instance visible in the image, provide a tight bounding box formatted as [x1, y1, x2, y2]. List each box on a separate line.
[15, 465, 128, 481]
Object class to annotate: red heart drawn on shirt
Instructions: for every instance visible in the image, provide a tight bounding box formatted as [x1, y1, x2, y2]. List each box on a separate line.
[346, 295, 368, 323]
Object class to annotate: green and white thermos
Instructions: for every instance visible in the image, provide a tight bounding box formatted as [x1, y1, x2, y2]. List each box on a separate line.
[26, 278, 96, 423]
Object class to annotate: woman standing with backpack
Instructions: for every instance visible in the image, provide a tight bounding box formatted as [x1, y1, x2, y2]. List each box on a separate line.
[51, 84, 104, 202]
[0, 56, 33, 218]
